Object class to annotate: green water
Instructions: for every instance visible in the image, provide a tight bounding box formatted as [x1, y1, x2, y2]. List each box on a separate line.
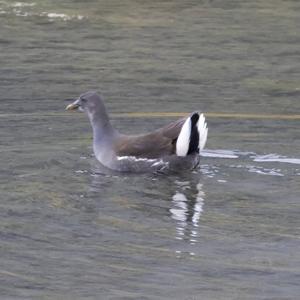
[0, 1, 299, 299]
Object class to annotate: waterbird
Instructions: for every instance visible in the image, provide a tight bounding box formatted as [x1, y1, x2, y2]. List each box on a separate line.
[66, 91, 208, 173]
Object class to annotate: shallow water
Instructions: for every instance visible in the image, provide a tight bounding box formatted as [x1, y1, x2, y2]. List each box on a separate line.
[1, 1, 300, 299]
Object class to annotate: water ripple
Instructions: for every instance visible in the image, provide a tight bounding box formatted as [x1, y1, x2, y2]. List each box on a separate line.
[0, 1, 84, 21]
[253, 154, 300, 165]
[200, 149, 299, 178]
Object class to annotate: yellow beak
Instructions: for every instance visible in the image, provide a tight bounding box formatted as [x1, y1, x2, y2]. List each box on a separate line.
[65, 102, 79, 111]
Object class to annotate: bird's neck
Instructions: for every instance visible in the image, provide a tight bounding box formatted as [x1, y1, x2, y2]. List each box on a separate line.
[87, 108, 115, 144]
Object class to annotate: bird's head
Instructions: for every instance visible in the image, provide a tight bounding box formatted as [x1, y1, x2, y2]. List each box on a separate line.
[66, 91, 103, 113]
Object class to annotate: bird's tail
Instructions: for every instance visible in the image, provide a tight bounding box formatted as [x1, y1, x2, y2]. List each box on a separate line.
[176, 112, 208, 157]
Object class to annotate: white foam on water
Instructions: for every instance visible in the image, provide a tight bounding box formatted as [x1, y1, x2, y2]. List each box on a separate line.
[202, 150, 300, 167]
[201, 149, 253, 159]
[230, 164, 284, 177]
[12, 2, 35, 7]
[0, 1, 35, 16]
[201, 149, 239, 158]
[0, 2, 85, 20]
[14, 10, 30, 17]
[75, 170, 88, 174]
[42, 12, 84, 21]
[47, 12, 71, 20]
[200, 149, 300, 178]
[200, 164, 219, 178]
[217, 179, 227, 183]
[247, 166, 284, 177]
[253, 154, 300, 165]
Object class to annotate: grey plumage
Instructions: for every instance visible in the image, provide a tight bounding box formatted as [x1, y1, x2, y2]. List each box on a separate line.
[66, 91, 207, 173]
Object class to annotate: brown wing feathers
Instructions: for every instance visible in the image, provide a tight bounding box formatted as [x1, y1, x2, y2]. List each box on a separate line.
[115, 118, 186, 158]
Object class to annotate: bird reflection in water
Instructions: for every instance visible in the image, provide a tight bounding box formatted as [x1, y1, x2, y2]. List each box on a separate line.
[170, 181, 205, 246]
[89, 161, 205, 258]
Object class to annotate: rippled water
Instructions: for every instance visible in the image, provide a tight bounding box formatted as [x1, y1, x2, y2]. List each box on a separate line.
[1, 1, 300, 299]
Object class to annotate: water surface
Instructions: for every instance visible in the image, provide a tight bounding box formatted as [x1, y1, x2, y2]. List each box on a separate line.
[0, 1, 299, 299]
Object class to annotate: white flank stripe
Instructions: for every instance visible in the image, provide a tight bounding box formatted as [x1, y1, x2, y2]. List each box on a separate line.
[117, 156, 157, 162]
[176, 117, 191, 156]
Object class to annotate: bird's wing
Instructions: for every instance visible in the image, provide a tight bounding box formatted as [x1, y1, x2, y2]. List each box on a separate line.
[114, 117, 186, 158]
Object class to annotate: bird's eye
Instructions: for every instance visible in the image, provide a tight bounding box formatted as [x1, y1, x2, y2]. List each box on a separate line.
[80, 97, 87, 103]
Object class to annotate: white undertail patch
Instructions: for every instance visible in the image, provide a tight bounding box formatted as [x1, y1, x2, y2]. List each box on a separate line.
[197, 114, 208, 152]
[176, 117, 192, 156]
